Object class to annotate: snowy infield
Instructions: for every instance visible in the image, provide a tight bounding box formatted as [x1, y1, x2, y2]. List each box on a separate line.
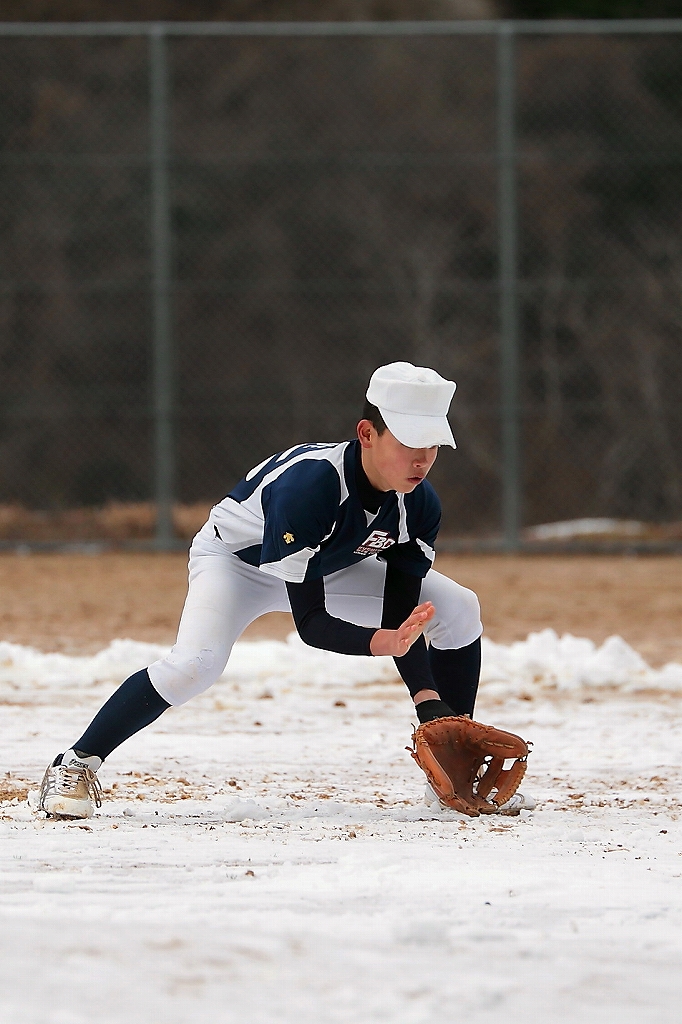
[1, 632, 681, 1024]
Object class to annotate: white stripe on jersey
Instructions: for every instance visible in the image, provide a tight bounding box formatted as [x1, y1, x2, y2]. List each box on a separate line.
[416, 537, 436, 563]
[239, 443, 349, 520]
[245, 453, 273, 482]
[259, 545, 321, 582]
[275, 442, 336, 463]
[210, 442, 350, 556]
[397, 493, 410, 544]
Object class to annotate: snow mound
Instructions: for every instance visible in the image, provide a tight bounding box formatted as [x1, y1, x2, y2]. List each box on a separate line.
[524, 518, 645, 540]
[0, 637, 169, 691]
[0, 629, 680, 701]
[482, 628, 682, 695]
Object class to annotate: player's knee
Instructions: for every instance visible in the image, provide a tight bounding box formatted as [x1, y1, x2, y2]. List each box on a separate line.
[147, 646, 223, 705]
[457, 586, 481, 630]
[426, 582, 481, 648]
[451, 585, 481, 638]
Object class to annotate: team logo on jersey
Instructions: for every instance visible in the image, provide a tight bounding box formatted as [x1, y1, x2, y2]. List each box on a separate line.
[354, 529, 396, 555]
[283, 532, 295, 544]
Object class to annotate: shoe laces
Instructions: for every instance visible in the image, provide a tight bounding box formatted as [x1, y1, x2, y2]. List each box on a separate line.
[41, 763, 103, 808]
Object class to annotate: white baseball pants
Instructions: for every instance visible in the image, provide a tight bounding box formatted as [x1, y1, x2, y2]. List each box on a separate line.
[148, 523, 482, 706]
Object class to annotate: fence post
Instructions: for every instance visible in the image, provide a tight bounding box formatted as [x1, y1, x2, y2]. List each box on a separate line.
[497, 23, 521, 551]
[150, 25, 175, 549]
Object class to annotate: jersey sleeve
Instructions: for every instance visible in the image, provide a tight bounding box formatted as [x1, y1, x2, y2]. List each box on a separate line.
[381, 481, 441, 578]
[286, 579, 375, 655]
[258, 461, 340, 582]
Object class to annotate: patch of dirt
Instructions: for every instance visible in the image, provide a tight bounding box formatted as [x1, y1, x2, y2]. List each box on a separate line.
[0, 776, 30, 803]
[0, 551, 680, 667]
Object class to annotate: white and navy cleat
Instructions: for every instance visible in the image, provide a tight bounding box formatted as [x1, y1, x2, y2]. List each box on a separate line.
[423, 782, 536, 816]
[495, 791, 537, 816]
[37, 749, 103, 819]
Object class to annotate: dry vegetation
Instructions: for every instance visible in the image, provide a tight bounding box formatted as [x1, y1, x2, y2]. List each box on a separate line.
[0, 503, 211, 544]
[1, 501, 681, 546]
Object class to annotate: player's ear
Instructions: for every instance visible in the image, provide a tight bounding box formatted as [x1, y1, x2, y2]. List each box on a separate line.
[357, 419, 374, 448]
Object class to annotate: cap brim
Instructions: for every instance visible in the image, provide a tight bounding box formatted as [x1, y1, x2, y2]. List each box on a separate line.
[380, 408, 456, 449]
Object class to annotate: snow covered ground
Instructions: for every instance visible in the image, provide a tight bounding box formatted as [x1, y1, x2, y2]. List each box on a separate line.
[1, 631, 681, 1024]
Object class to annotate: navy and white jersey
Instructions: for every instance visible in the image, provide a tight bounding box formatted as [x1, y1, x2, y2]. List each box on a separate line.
[208, 439, 441, 583]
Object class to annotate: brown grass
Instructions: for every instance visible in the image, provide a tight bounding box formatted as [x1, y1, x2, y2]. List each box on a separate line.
[0, 502, 211, 543]
[2, 502, 681, 546]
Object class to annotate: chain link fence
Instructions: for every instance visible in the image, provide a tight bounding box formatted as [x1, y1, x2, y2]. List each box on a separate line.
[1, 21, 681, 550]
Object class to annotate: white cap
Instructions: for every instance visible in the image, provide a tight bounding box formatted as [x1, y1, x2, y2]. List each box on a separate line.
[366, 361, 457, 449]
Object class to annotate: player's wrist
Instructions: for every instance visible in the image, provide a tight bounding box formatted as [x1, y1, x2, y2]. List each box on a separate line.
[370, 628, 410, 657]
[369, 629, 392, 657]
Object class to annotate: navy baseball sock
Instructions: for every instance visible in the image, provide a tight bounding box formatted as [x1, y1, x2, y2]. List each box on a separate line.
[428, 637, 481, 717]
[71, 668, 171, 762]
[416, 699, 454, 723]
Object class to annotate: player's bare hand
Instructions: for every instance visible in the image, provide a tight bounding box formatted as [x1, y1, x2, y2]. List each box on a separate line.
[369, 601, 435, 658]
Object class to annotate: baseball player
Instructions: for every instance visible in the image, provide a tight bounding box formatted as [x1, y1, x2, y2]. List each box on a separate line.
[38, 362, 525, 819]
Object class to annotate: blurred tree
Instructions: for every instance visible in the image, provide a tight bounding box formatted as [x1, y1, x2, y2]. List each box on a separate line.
[2, 0, 681, 529]
[0, 0, 497, 23]
[503, 1, 682, 17]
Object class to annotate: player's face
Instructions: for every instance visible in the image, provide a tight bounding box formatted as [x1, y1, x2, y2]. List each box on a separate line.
[358, 421, 438, 493]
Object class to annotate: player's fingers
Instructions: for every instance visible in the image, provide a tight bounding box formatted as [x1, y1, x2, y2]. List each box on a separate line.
[411, 601, 435, 622]
[398, 621, 426, 649]
[392, 602, 436, 654]
[403, 598, 430, 622]
[403, 602, 434, 630]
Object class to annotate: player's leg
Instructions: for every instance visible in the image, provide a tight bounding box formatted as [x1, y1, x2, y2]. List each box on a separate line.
[425, 640, 481, 715]
[419, 569, 482, 716]
[37, 665, 173, 817]
[38, 550, 287, 817]
[417, 570, 535, 814]
[323, 558, 482, 715]
[76, 556, 276, 750]
[145, 550, 287, 707]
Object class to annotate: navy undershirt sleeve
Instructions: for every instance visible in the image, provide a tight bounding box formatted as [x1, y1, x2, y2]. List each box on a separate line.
[381, 564, 436, 698]
[286, 578, 375, 656]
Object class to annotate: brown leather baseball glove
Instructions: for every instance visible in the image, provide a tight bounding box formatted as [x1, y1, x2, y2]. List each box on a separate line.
[409, 715, 530, 817]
